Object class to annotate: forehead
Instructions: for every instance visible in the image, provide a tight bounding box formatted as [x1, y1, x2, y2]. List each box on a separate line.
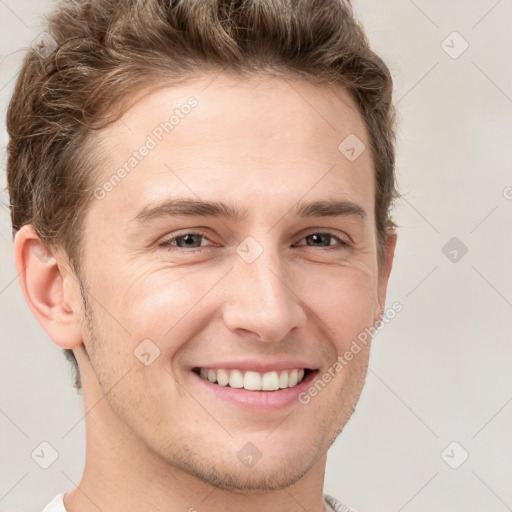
[90, 72, 374, 225]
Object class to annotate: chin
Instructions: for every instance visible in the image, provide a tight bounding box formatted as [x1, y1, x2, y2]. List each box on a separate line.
[195, 459, 316, 493]
[168, 440, 323, 492]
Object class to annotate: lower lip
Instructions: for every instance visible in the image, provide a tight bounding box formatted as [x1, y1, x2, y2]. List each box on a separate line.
[192, 370, 319, 411]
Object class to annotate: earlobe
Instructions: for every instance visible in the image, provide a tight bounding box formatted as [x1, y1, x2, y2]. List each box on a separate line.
[13, 225, 83, 349]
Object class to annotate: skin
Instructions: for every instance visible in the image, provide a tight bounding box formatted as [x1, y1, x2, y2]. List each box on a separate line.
[14, 72, 396, 512]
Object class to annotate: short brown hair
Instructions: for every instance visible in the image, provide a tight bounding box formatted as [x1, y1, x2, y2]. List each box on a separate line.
[6, 0, 399, 390]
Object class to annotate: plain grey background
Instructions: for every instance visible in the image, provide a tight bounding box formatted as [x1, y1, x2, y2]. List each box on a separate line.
[1, 1, 511, 511]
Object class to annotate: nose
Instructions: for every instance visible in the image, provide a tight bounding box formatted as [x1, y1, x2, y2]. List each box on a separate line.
[221, 242, 307, 342]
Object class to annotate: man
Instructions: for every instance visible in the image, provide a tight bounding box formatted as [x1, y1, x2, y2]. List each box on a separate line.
[7, 0, 398, 510]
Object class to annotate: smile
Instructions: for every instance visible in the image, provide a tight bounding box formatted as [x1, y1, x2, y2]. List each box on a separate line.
[194, 367, 310, 391]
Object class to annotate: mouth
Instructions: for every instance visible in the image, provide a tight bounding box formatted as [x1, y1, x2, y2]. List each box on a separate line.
[193, 367, 312, 391]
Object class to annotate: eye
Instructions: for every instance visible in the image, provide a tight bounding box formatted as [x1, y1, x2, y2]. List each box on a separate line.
[160, 230, 350, 253]
[160, 231, 214, 252]
[294, 232, 349, 250]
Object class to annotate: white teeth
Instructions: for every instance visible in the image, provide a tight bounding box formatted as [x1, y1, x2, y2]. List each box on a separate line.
[243, 371, 261, 391]
[261, 371, 279, 391]
[229, 369, 244, 388]
[197, 367, 307, 391]
[279, 370, 289, 389]
[288, 369, 298, 387]
[217, 369, 229, 386]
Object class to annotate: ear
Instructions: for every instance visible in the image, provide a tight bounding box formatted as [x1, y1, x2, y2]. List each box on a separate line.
[375, 229, 398, 320]
[13, 225, 83, 349]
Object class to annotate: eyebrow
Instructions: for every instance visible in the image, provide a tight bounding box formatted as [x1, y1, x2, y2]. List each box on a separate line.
[131, 197, 367, 224]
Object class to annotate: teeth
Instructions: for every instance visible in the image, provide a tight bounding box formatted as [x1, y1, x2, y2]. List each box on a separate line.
[261, 371, 279, 391]
[288, 369, 298, 387]
[244, 371, 261, 390]
[217, 369, 229, 386]
[197, 368, 307, 391]
[229, 369, 244, 388]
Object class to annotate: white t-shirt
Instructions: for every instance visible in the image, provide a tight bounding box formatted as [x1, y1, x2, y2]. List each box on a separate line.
[41, 492, 66, 512]
[42, 491, 356, 511]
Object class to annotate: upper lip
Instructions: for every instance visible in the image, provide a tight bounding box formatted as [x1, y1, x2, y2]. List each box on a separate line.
[192, 360, 317, 373]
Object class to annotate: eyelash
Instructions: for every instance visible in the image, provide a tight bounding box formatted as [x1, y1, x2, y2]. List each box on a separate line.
[160, 230, 350, 253]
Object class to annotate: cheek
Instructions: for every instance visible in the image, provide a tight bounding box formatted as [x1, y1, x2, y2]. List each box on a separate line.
[123, 270, 216, 333]
[299, 264, 378, 348]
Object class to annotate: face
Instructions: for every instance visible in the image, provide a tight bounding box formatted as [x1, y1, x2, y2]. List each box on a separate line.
[74, 72, 394, 491]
